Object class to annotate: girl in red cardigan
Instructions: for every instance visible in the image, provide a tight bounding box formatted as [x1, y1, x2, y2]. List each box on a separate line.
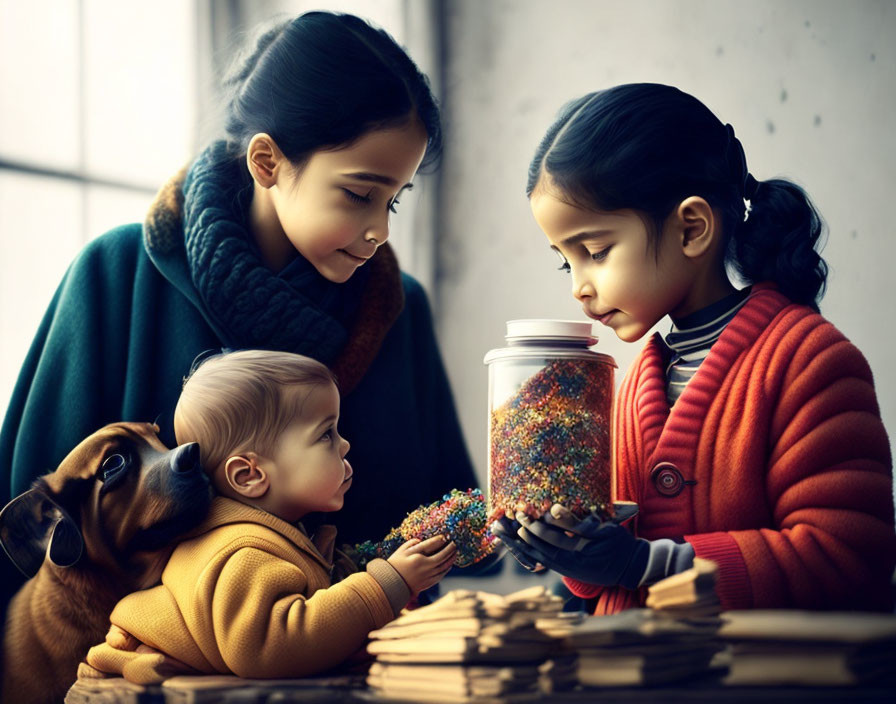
[493, 83, 895, 613]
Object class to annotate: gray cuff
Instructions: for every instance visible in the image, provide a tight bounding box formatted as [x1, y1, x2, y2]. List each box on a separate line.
[638, 539, 696, 587]
[365, 558, 411, 616]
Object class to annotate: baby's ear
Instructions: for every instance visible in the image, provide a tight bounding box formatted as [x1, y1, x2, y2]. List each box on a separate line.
[223, 454, 269, 498]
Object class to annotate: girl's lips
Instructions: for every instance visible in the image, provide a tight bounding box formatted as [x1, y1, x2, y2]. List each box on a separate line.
[338, 249, 368, 264]
[597, 311, 616, 326]
[587, 309, 617, 326]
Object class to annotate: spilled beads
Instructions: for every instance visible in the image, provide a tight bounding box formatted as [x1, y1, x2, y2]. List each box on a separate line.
[488, 359, 613, 522]
[354, 488, 497, 568]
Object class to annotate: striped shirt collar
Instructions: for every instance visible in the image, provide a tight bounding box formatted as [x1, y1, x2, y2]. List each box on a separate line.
[665, 287, 752, 355]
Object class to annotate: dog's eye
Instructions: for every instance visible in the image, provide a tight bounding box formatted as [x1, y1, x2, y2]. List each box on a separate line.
[100, 454, 127, 482]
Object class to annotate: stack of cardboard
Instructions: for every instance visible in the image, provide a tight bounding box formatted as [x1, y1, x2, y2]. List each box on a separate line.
[718, 609, 896, 686]
[366, 561, 727, 697]
[646, 556, 721, 618]
[557, 607, 723, 687]
[366, 586, 576, 702]
[549, 558, 724, 687]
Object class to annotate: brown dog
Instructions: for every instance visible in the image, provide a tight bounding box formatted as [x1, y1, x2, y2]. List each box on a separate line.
[0, 422, 213, 704]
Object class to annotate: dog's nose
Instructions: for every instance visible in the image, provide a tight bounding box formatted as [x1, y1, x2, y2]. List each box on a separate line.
[169, 442, 201, 474]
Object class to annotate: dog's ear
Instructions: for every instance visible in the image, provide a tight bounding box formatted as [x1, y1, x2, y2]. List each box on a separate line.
[0, 488, 84, 577]
[47, 513, 84, 568]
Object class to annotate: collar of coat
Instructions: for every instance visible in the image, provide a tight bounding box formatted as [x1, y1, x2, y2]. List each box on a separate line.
[182, 497, 335, 572]
[142, 142, 405, 395]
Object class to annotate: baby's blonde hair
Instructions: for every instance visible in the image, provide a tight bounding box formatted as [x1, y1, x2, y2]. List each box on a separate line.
[174, 349, 337, 474]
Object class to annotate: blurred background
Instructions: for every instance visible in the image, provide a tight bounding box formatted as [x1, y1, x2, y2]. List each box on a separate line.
[2, 0, 894, 592]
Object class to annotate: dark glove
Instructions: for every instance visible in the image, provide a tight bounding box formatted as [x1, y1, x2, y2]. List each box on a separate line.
[492, 518, 544, 572]
[492, 504, 693, 590]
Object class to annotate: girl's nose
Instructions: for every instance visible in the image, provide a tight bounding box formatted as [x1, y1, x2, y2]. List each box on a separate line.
[365, 211, 390, 245]
[339, 436, 350, 457]
[573, 274, 596, 302]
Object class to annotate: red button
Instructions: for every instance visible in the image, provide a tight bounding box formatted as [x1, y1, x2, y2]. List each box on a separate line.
[650, 462, 695, 497]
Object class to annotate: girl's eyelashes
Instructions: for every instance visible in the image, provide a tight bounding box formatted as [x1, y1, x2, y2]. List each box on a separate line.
[591, 246, 612, 262]
[553, 249, 571, 273]
[319, 427, 334, 443]
[342, 188, 372, 205]
[553, 244, 610, 272]
[343, 188, 402, 214]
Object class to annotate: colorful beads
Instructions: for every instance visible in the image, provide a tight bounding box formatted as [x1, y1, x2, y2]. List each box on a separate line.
[355, 488, 498, 568]
[488, 359, 612, 522]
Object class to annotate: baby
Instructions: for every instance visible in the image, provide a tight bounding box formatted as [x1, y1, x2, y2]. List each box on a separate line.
[83, 350, 456, 682]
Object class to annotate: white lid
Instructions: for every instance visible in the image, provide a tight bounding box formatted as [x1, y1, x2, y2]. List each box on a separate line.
[504, 319, 597, 345]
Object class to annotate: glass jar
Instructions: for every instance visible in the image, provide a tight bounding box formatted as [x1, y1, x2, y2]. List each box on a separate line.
[483, 319, 616, 522]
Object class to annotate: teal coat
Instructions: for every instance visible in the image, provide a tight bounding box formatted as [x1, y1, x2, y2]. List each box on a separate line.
[1, 165, 476, 611]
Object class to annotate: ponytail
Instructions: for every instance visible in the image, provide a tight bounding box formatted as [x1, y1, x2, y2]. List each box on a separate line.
[729, 178, 827, 309]
[529, 83, 829, 308]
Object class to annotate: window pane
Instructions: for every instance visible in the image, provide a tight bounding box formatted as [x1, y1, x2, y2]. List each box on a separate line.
[0, 173, 83, 419]
[86, 185, 153, 242]
[0, 0, 80, 170]
[83, 0, 197, 188]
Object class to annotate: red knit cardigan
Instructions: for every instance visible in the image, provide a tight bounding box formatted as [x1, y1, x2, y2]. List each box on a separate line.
[564, 283, 896, 613]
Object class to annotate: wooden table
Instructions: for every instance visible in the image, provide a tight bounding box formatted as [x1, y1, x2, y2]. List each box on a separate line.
[66, 674, 896, 704]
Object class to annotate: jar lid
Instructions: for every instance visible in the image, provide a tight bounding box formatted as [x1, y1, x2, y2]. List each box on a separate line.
[504, 319, 597, 345]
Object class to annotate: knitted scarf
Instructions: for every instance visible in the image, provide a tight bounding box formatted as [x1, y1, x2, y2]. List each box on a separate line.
[143, 141, 405, 395]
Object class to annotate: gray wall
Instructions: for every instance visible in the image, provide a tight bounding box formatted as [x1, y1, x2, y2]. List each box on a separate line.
[437, 0, 896, 509]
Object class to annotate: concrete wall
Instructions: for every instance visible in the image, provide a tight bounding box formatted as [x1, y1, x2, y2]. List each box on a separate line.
[437, 0, 896, 506]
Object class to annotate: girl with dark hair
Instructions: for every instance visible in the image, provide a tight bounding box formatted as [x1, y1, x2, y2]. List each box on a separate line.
[0, 12, 475, 613]
[494, 83, 894, 614]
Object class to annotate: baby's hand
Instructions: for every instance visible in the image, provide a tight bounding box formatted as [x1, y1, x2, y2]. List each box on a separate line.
[387, 536, 457, 595]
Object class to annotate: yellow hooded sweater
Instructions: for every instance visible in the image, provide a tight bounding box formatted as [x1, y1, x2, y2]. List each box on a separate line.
[83, 497, 409, 682]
